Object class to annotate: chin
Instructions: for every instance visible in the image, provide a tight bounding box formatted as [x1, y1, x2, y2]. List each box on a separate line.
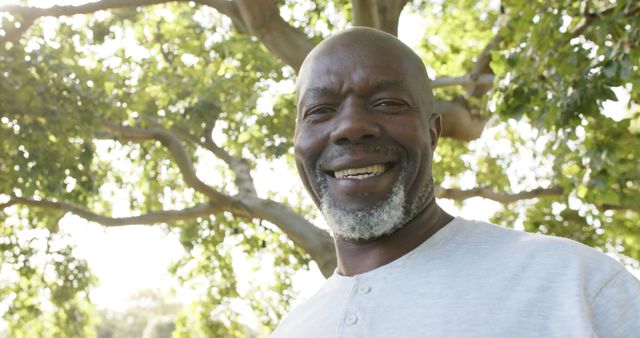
[331, 221, 405, 243]
[321, 175, 408, 241]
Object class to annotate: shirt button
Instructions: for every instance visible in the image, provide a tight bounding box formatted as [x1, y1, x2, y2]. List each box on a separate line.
[345, 314, 358, 325]
[358, 285, 371, 294]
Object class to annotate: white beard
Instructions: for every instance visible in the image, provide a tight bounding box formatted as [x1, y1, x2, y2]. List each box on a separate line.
[320, 174, 407, 241]
[314, 159, 425, 241]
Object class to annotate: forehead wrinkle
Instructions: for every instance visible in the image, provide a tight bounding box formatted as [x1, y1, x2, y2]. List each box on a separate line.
[297, 70, 342, 107]
[301, 77, 411, 101]
[296, 34, 432, 114]
[363, 79, 412, 96]
[299, 86, 339, 106]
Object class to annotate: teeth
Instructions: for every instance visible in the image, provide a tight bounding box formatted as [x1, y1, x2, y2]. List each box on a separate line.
[334, 164, 386, 179]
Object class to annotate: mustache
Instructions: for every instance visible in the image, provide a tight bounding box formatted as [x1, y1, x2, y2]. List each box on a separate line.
[317, 145, 403, 167]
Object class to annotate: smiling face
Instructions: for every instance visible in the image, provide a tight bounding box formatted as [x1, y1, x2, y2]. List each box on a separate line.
[294, 28, 440, 241]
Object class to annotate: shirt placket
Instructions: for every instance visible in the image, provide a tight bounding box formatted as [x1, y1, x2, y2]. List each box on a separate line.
[336, 276, 373, 338]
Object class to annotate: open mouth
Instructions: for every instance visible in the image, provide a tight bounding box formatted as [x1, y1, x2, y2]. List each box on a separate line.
[330, 163, 392, 180]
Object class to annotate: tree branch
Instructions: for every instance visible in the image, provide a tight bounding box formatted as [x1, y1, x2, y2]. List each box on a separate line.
[233, 0, 314, 71]
[466, 33, 502, 98]
[1, 0, 314, 70]
[0, 199, 17, 210]
[0, 0, 178, 44]
[94, 117, 333, 273]
[370, 0, 409, 36]
[570, 3, 640, 37]
[1, 14, 36, 45]
[3, 192, 337, 277]
[3, 196, 217, 227]
[193, 0, 249, 34]
[432, 33, 502, 142]
[352, 0, 409, 36]
[0, 0, 177, 17]
[201, 125, 257, 196]
[435, 185, 638, 213]
[599, 203, 640, 213]
[199, 124, 233, 163]
[435, 98, 487, 142]
[352, 0, 377, 29]
[172, 123, 257, 196]
[99, 117, 232, 206]
[0, 0, 253, 44]
[242, 196, 336, 277]
[97, 119, 333, 274]
[435, 185, 564, 204]
[432, 74, 494, 88]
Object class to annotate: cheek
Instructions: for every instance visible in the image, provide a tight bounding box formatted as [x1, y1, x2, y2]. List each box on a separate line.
[294, 124, 329, 161]
[294, 156, 319, 204]
[394, 124, 433, 184]
[294, 132, 315, 166]
[294, 127, 328, 207]
[392, 122, 430, 157]
[293, 124, 330, 185]
[404, 145, 433, 202]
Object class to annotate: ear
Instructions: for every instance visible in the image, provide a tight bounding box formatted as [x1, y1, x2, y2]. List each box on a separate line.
[429, 114, 443, 150]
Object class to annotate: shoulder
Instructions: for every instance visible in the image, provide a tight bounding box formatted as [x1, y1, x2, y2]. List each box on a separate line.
[452, 217, 620, 265]
[448, 218, 627, 291]
[448, 219, 640, 336]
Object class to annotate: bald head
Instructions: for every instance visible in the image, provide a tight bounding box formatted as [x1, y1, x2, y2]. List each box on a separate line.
[296, 27, 434, 116]
[292, 27, 443, 240]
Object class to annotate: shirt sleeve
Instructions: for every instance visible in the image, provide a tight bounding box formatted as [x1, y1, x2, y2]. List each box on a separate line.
[589, 267, 640, 338]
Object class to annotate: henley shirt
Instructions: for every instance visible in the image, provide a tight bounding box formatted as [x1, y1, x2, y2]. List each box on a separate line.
[271, 217, 640, 337]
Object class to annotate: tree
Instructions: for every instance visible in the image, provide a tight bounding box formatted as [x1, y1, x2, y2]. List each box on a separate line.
[95, 289, 181, 338]
[1, 0, 639, 336]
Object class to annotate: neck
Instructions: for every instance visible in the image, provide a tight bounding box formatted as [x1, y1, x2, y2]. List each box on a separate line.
[334, 199, 453, 276]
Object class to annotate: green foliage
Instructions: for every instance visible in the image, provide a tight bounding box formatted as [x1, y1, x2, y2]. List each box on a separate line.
[170, 210, 309, 337]
[432, 138, 469, 183]
[278, 0, 349, 40]
[95, 289, 181, 338]
[489, 0, 640, 248]
[0, 215, 96, 338]
[414, 0, 498, 101]
[255, 92, 297, 158]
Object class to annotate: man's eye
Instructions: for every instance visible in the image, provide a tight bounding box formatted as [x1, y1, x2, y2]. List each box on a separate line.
[306, 106, 334, 117]
[374, 99, 406, 109]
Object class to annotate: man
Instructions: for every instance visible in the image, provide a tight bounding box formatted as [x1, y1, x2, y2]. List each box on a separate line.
[271, 27, 640, 337]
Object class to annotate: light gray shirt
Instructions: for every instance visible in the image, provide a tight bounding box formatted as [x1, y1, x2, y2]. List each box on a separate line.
[271, 217, 640, 337]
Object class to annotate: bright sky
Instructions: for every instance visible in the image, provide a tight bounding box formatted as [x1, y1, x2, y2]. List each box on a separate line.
[1, 1, 638, 333]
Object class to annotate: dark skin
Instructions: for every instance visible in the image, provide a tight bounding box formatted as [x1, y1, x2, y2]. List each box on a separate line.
[295, 28, 453, 276]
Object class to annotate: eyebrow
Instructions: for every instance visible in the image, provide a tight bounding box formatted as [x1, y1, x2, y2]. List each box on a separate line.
[300, 87, 338, 102]
[367, 79, 411, 94]
[300, 79, 411, 103]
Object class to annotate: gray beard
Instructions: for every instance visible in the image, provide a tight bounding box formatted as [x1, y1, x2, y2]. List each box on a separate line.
[313, 160, 431, 241]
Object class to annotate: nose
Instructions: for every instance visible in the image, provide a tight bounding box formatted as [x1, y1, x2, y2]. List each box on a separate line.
[329, 101, 380, 145]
